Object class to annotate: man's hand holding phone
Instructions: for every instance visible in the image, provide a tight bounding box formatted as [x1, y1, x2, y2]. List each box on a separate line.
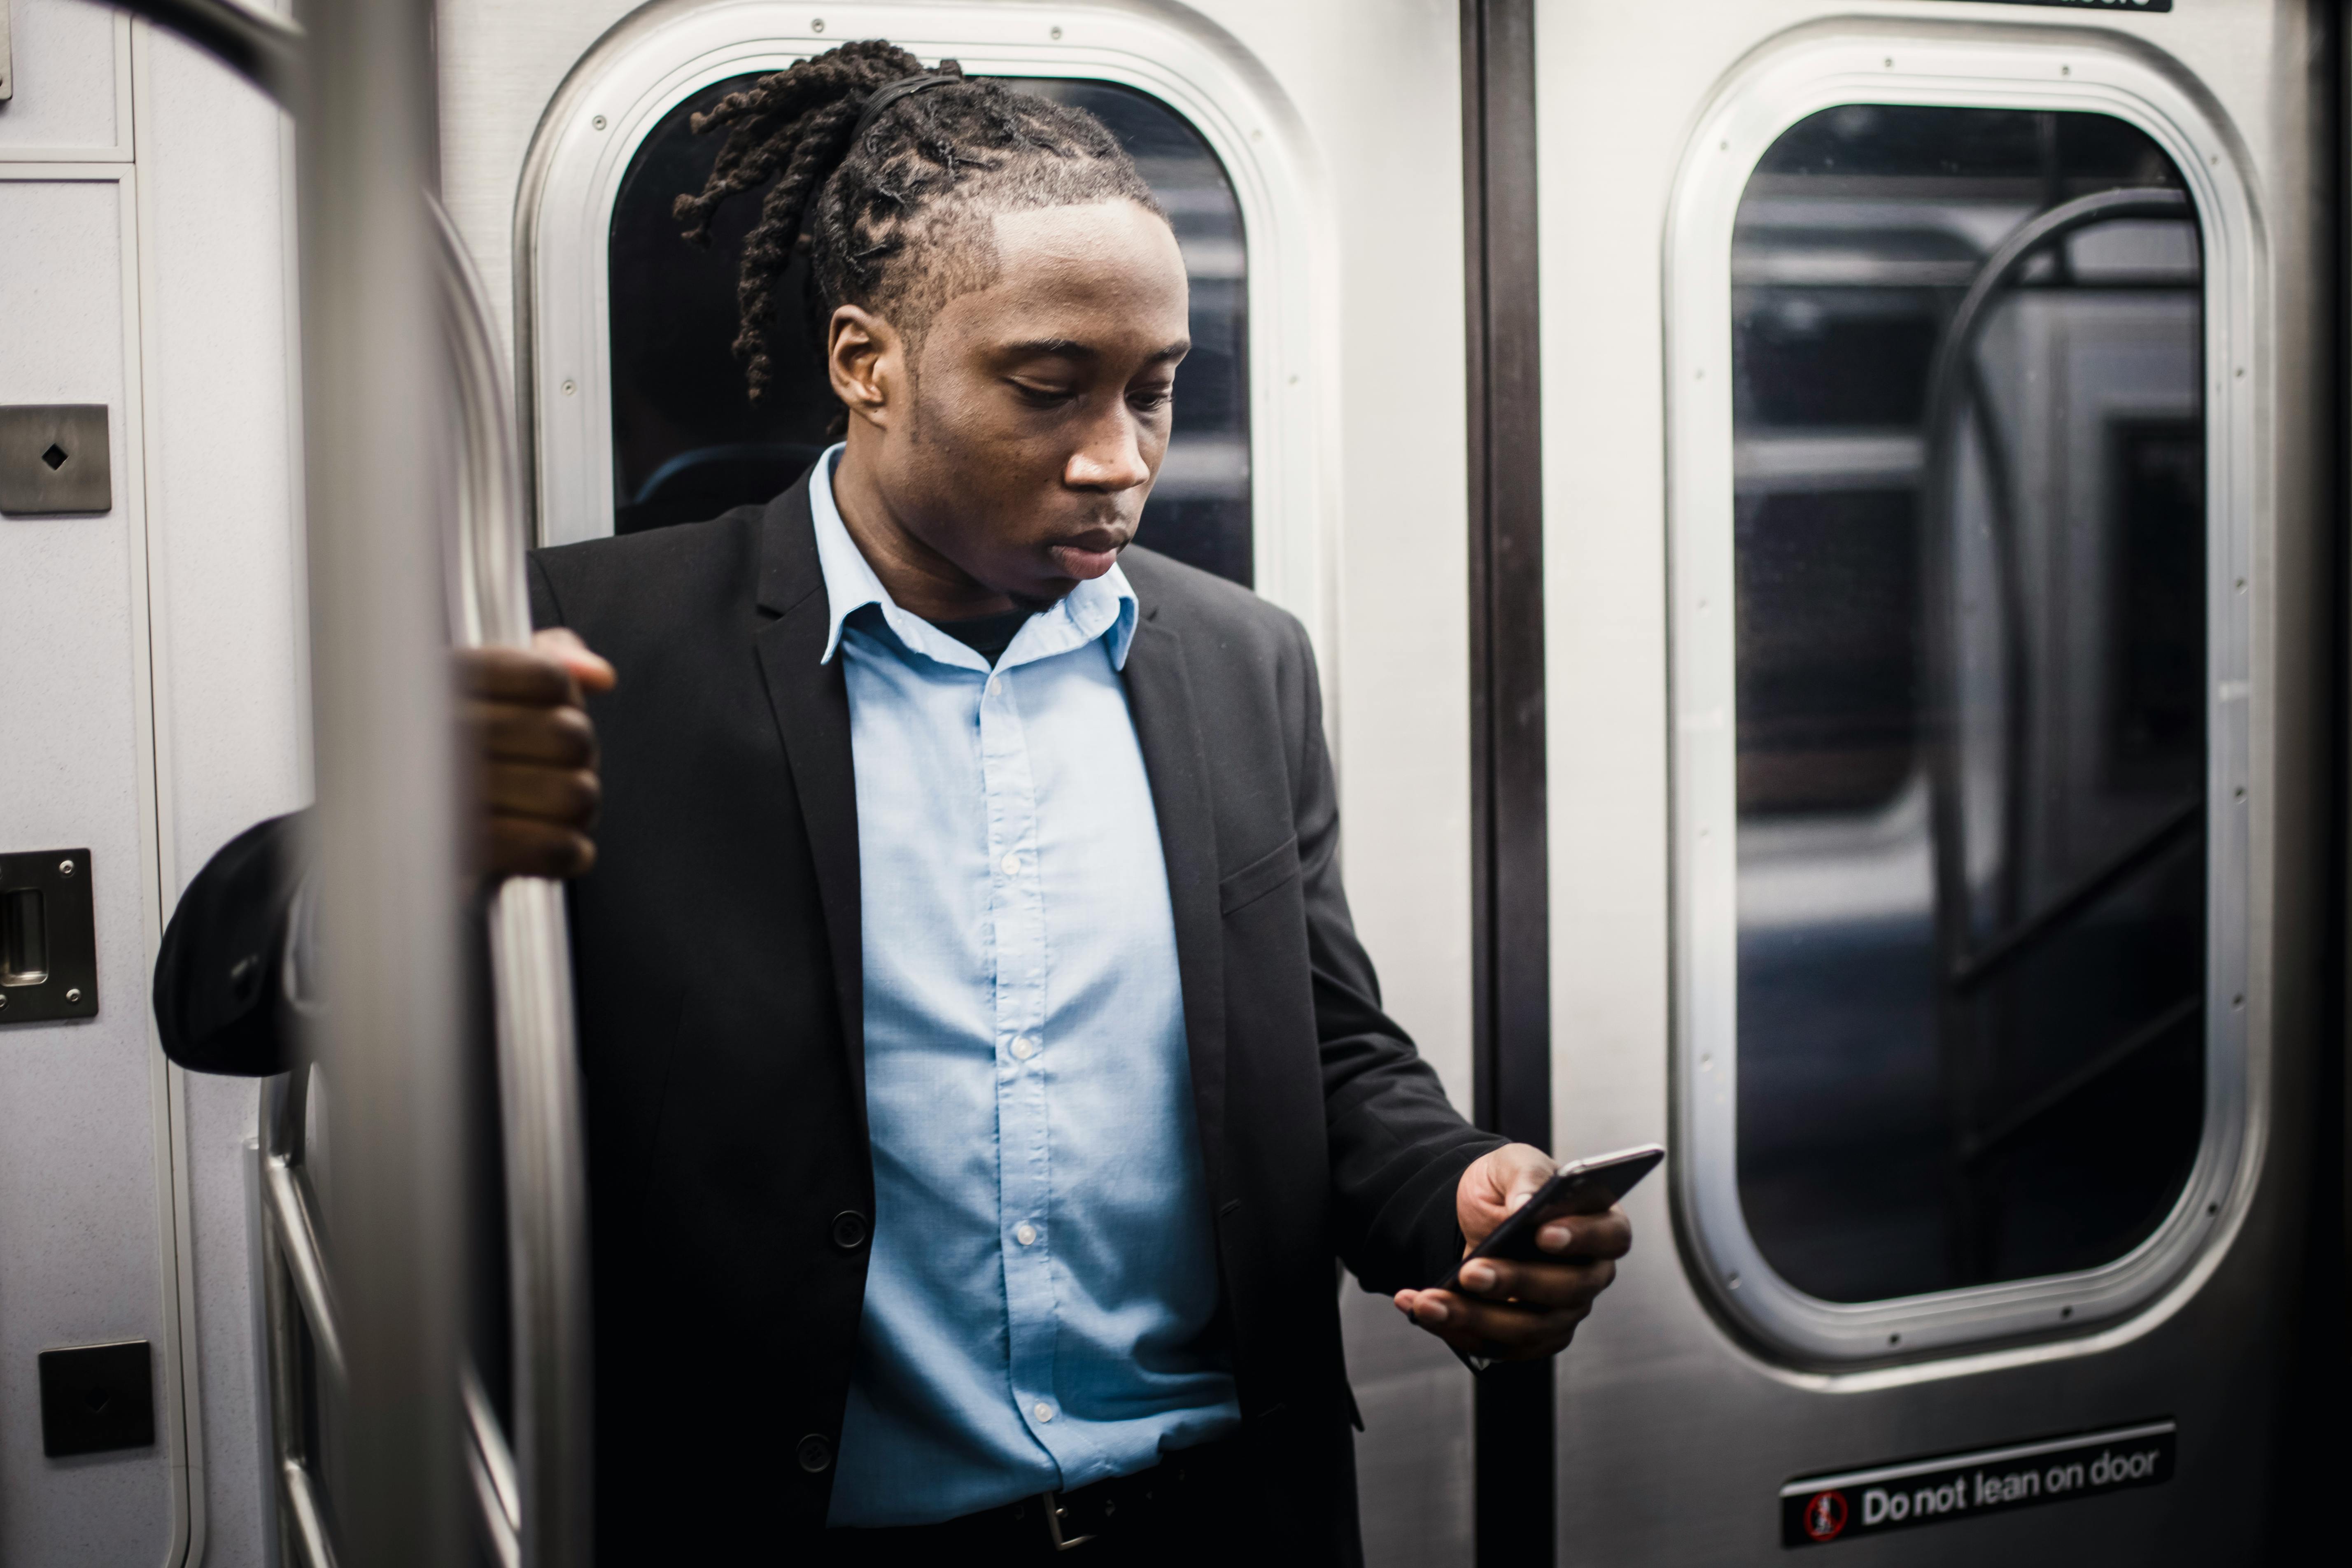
[1393, 1142, 1643, 1363]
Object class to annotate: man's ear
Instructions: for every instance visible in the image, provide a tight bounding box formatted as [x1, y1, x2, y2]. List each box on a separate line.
[827, 305, 902, 430]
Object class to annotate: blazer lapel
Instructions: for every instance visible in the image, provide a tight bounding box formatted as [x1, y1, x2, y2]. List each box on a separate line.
[1121, 610, 1227, 1198]
[751, 479, 868, 1132]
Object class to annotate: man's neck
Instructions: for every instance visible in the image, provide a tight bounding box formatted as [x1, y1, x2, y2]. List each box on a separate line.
[828, 443, 1018, 622]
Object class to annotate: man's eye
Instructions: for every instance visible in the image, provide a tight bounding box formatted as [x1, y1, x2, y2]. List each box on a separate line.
[1130, 387, 1175, 412]
[1012, 381, 1074, 404]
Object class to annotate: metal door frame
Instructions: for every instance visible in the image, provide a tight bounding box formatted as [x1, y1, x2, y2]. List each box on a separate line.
[1663, 21, 2261, 1368]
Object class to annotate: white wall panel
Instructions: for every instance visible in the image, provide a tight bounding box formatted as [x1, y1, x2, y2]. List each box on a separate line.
[132, 15, 306, 1566]
[0, 0, 131, 159]
[0, 171, 177, 1566]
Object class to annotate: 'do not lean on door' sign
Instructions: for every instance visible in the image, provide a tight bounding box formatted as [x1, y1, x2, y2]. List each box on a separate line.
[1779, 1420, 2175, 1547]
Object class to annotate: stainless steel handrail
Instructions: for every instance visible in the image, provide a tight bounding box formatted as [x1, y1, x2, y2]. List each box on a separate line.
[90, 3, 593, 1562]
[463, 1360, 525, 1568]
[258, 1065, 343, 1568]
[436, 193, 598, 1568]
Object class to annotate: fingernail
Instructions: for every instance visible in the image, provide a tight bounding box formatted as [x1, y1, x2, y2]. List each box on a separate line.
[1506, 1192, 1531, 1214]
[1461, 1262, 1497, 1292]
[1417, 1299, 1450, 1325]
[1541, 1223, 1573, 1252]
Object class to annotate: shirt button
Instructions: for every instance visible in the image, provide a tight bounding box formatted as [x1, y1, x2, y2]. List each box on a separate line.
[1000, 852, 1021, 876]
[796, 1433, 833, 1472]
[1011, 1037, 1036, 1060]
[1034, 1403, 1055, 1423]
[830, 1210, 869, 1251]
[1015, 1223, 1038, 1246]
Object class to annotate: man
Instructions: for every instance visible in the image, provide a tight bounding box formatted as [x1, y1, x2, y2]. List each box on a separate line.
[157, 45, 1630, 1564]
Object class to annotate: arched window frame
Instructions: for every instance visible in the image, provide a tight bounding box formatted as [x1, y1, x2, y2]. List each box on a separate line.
[516, 0, 1333, 649]
[1662, 24, 2260, 1369]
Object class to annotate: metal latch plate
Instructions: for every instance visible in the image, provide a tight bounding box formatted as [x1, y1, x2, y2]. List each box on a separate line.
[0, 849, 98, 1025]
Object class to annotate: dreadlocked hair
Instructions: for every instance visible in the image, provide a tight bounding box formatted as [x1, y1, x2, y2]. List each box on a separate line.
[673, 40, 1165, 404]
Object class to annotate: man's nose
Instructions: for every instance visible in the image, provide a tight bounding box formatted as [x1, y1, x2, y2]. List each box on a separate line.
[1065, 409, 1154, 493]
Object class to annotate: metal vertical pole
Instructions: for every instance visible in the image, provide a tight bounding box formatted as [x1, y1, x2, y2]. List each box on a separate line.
[1462, 1, 1553, 1564]
[290, 0, 469, 1564]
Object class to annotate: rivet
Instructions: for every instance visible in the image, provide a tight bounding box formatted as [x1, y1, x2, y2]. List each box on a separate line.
[1888, 1333, 1901, 1345]
[66, 988, 82, 1004]
[1050, 25, 1063, 40]
[61, 859, 76, 876]
[2206, 1202, 2219, 1215]
[2061, 1305, 2073, 1318]
[1725, 1272, 1740, 1290]
[592, 114, 608, 131]
[2235, 367, 2246, 378]
[810, 16, 825, 32]
[2060, 64, 2071, 77]
[1883, 57, 1893, 68]
[2232, 994, 2244, 1009]
[2234, 786, 2245, 801]
[561, 379, 577, 396]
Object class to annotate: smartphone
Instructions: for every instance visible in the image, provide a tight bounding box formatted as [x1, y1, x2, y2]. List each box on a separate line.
[1434, 1142, 1664, 1295]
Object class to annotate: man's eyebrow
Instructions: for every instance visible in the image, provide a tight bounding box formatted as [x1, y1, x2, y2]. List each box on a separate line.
[999, 338, 1192, 362]
[1003, 338, 1095, 360]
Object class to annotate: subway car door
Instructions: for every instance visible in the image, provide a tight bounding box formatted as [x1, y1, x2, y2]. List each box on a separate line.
[1536, 3, 2334, 1563]
[436, 0, 1487, 1559]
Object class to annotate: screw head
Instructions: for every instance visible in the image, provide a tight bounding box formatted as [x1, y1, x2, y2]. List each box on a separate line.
[592, 113, 607, 131]
[1050, 25, 1063, 39]
[810, 16, 824, 31]
[560, 379, 577, 396]
[65, 988, 82, 1004]
[59, 859, 75, 876]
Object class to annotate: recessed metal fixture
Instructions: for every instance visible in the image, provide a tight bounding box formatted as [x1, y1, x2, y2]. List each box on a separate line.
[0, 849, 98, 1025]
[0, 406, 112, 515]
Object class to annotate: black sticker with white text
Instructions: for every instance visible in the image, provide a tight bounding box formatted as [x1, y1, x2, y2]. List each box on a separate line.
[1781, 1420, 2175, 1547]
[1920, 0, 2171, 11]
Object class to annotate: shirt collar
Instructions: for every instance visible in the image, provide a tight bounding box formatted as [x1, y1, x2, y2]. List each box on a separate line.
[809, 443, 1139, 673]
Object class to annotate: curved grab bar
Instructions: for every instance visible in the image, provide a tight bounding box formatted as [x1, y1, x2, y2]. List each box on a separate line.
[435, 194, 598, 1568]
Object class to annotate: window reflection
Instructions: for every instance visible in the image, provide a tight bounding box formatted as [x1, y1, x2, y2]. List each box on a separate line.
[605, 74, 1252, 585]
[1732, 105, 2206, 1303]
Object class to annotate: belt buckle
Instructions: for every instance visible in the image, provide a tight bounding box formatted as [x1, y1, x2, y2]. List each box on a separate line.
[1040, 1488, 1096, 1552]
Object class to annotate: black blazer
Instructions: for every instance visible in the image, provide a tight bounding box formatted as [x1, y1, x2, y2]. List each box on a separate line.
[155, 473, 1499, 1561]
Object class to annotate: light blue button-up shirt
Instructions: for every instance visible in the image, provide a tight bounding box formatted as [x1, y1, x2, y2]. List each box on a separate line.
[809, 449, 1240, 1528]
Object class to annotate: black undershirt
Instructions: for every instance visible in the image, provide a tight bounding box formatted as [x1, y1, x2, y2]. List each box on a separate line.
[927, 607, 1033, 667]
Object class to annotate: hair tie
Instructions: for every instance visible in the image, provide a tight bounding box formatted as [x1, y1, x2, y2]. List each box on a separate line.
[851, 72, 961, 143]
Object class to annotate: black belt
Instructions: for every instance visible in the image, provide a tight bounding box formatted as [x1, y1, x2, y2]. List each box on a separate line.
[825, 1434, 1244, 1560]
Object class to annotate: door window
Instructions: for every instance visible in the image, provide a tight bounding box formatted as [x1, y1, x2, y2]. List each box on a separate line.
[1728, 104, 2206, 1303]
[605, 75, 1251, 585]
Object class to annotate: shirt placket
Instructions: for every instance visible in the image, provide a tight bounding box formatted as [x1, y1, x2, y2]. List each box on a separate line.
[981, 664, 1063, 1462]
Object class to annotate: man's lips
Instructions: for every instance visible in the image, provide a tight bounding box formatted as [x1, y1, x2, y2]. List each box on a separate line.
[1048, 537, 1125, 580]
